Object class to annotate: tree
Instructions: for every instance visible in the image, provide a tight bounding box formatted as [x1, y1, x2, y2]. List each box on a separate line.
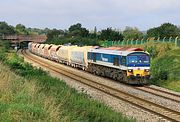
[0, 21, 15, 36]
[123, 27, 143, 40]
[94, 26, 97, 34]
[15, 24, 29, 35]
[89, 27, 98, 39]
[68, 23, 89, 37]
[47, 29, 64, 40]
[159, 23, 180, 38]
[69, 23, 82, 32]
[146, 27, 160, 38]
[147, 23, 180, 38]
[81, 28, 89, 37]
[100, 28, 123, 41]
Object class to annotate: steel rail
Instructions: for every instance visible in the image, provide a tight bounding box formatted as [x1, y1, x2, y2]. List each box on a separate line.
[22, 50, 180, 122]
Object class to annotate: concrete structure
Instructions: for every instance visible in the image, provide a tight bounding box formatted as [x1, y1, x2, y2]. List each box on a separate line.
[1, 35, 47, 48]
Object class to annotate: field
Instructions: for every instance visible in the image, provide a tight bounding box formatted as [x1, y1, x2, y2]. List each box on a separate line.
[0, 40, 132, 121]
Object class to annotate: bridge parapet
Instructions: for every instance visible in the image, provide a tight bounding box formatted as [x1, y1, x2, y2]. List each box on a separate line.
[2, 35, 47, 43]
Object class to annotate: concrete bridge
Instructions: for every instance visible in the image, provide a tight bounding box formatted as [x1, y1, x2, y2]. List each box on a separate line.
[2, 35, 47, 43]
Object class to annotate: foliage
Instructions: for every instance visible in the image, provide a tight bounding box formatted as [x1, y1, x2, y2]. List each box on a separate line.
[68, 23, 89, 37]
[26, 27, 48, 35]
[115, 41, 180, 90]
[0, 41, 11, 61]
[0, 22, 15, 36]
[0, 21, 49, 36]
[100, 28, 123, 41]
[129, 42, 180, 91]
[47, 29, 64, 40]
[147, 23, 180, 38]
[144, 45, 158, 59]
[15, 24, 29, 35]
[46, 36, 101, 46]
[0, 63, 61, 122]
[150, 49, 180, 87]
[146, 27, 160, 38]
[123, 27, 143, 40]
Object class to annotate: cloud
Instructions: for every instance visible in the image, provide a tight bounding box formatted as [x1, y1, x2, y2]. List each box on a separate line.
[0, 0, 180, 30]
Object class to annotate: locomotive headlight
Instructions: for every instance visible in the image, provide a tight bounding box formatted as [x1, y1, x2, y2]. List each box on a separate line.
[128, 69, 133, 72]
[145, 69, 149, 72]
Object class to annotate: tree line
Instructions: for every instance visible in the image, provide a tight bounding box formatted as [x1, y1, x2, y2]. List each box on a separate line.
[0, 21, 180, 45]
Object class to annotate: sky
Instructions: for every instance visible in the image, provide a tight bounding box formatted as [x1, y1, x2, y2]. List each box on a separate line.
[0, 0, 180, 31]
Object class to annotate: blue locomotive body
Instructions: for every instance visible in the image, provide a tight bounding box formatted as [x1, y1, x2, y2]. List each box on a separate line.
[87, 49, 150, 84]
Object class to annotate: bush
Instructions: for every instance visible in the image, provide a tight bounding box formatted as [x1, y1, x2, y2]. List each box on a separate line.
[144, 45, 158, 59]
[46, 37, 101, 46]
[0, 50, 7, 62]
[150, 48, 180, 85]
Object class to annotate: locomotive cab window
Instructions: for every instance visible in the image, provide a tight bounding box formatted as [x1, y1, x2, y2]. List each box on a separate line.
[121, 56, 126, 66]
[113, 57, 119, 66]
[93, 53, 96, 62]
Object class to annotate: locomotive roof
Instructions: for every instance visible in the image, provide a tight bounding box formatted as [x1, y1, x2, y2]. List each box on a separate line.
[89, 49, 149, 56]
[102, 47, 144, 51]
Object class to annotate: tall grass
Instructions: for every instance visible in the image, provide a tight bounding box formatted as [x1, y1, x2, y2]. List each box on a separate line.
[0, 63, 61, 121]
[7, 54, 132, 122]
[150, 48, 180, 92]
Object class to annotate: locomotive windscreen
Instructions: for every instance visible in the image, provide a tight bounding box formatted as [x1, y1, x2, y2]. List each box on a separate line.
[127, 52, 150, 67]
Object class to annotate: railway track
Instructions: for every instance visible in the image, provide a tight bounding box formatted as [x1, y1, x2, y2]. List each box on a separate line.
[22, 50, 180, 122]
[134, 86, 180, 103]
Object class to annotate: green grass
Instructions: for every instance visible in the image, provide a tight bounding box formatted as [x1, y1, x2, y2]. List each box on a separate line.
[0, 63, 61, 122]
[0, 40, 133, 121]
[150, 48, 180, 92]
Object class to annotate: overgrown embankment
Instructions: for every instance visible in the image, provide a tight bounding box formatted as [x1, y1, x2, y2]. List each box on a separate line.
[131, 42, 180, 92]
[0, 41, 133, 121]
[151, 48, 180, 91]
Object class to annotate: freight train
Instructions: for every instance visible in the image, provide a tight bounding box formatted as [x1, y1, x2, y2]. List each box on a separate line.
[28, 42, 150, 85]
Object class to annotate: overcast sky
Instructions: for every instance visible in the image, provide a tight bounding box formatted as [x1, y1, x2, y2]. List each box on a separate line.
[0, 0, 180, 31]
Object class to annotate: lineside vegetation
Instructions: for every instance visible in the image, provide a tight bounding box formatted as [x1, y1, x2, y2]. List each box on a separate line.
[0, 40, 133, 121]
[127, 41, 180, 91]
